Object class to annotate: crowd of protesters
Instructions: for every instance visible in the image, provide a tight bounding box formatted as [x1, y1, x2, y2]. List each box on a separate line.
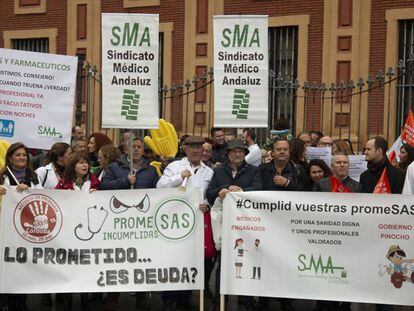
[0, 123, 413, 311]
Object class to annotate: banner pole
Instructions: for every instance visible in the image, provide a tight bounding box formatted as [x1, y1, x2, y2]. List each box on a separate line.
[199, 290, 204, 311]
[130, 128, 134, 190]
[219, 294, 225, 311]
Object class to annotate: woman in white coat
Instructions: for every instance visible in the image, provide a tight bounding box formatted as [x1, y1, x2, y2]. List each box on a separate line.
[36, 142, 72, 189]
[0, 142, 42, 193]
[0, 142, 43, 310]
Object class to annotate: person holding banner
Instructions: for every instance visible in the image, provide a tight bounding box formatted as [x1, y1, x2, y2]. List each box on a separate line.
[260, 138, 306, 192]
[206, 139, 262, 308]
[35, 142, 72, 306]
[55, 152, 99, 311]
[100, 138, 155, 310]
[0, 142, 43, 193]
[157, 136, 214, 310]
[100, 137, 159, 190]
[0, 142, 43, 311]
[259, 138, 303, 310]
[360, 137, 404, 194]
[314, 153, 361, 193]
[55, 152, 100, 192]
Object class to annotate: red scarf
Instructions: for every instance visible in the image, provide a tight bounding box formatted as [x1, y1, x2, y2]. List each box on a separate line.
[330, 176, 352, 193]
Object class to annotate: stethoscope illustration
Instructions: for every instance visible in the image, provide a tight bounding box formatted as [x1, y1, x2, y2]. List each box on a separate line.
[74, 195, 150, 241]
[74, 206, 108, 241]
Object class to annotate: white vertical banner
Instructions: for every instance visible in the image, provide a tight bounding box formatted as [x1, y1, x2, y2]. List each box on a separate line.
[213, 15, 268, 128]
[102, 14, 159, 129]
[0, 49, 77, 149]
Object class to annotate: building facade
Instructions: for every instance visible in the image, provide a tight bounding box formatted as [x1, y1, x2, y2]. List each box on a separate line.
[1, 0, 413, 146]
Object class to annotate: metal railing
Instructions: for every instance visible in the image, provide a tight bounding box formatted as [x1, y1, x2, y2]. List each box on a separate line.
[78, 54, 414, 153]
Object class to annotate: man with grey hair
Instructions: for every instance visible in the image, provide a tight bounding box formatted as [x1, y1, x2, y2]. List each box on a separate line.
[314, 152, 361, 192]
[71, 137, 88, 154]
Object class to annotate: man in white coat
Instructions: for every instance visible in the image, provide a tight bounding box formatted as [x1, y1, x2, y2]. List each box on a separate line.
[157, 135, 213, 311]
[243, 129, 262, 166]
[251, 239, 263, 280]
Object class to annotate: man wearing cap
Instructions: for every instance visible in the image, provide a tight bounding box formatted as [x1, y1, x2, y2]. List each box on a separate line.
[157, 136, 213, 194]
[207, 139, 262, 204]
[157, 136, 214, 311]
[206, 139, 262, 307]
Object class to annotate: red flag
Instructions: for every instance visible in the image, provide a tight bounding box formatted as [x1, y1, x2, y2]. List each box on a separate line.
[388, 150, 397, 163]
[373, 168, 392, 194]
[330, 176, 352, 193]
[401, 110, 414, 147]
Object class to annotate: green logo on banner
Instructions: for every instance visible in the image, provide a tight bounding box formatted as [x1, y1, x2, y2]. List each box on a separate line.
[232, 89, 250, 120]
[154, 198, 196, 241]
[121, 89, 139, 121]
[297, 254, 345, 275]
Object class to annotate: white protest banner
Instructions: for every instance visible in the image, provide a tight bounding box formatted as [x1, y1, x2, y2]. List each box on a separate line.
[221, 191, 414, 306]
[306, 147, 332, 166]
[102, 14, 159, 129]
[348, 155, 367, 182]
[0, 49, 77, 149]
[213, 15, 268, 127]
[0, 188, 204, 293]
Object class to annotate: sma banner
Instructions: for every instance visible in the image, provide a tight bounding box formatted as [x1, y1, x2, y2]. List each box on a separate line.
[213, 15, 268, 128]
[102, 14, 159, 129]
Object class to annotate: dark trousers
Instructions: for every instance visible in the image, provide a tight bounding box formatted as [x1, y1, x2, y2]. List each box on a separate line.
[205, 257, 214, 290]
[162, 290, 191, 304]
[316, 301, 351, 311]
[5, 294, 27, 311]
[253, 266, 261, 279]
[214, 252, 221, 304]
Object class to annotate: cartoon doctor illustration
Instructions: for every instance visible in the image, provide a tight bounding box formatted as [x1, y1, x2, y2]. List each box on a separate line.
[251, 239, 263, 279]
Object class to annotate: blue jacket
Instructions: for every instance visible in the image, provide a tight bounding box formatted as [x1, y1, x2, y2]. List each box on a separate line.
[99, 160, 159, 190]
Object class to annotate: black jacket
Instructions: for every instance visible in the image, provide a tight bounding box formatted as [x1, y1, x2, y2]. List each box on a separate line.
[260, 161, 307, 191]
[206, 161, 262, 205]
[211, 142, 228, 164]
[313, 176, 361, 193]
[359, 159, 404, 194]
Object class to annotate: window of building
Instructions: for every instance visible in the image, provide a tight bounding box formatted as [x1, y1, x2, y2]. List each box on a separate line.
[269, 26, 298, 126]
[11, 37, 49, 53]
[254, 26, 298, 144]
[396, 19, 414, 135]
